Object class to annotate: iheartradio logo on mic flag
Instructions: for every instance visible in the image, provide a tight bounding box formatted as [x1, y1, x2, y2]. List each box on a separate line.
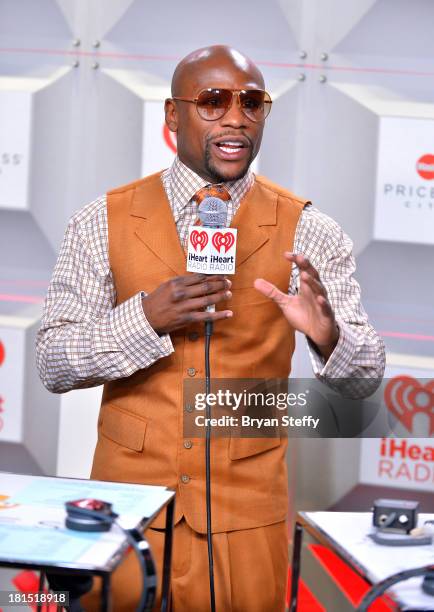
[187, 226, 237, 274]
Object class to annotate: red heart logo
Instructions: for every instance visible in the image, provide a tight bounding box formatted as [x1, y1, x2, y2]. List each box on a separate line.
[384, 375, 434, 435]
[212, 232, 235, 253]
[190, 230, 208, 252]
[0, 340, 5, 367]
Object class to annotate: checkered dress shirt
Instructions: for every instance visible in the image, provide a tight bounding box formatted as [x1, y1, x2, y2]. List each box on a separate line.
[36, 157, 385, 396]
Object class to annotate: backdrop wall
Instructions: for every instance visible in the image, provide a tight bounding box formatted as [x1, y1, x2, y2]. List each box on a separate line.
[0, 0, 433, 510]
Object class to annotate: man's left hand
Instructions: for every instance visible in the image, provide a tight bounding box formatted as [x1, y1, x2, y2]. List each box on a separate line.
[254, 252, 339, 361]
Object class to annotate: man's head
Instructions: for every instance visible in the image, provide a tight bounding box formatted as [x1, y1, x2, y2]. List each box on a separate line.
[165, 45, 268, 183]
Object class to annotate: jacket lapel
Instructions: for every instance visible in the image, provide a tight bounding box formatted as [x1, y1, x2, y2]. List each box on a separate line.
[231, 177, 277, 267]
[130, 174, 186, 276]
[129, 174, 277, 275]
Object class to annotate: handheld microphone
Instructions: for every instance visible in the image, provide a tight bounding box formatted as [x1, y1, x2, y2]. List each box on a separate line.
[186, 196, 238, 282]
[198, 196, 228, 314]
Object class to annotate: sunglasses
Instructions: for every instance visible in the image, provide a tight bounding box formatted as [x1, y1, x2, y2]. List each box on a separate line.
[172, 88, 272, 122]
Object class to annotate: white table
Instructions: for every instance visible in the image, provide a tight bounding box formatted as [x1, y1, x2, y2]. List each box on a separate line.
[0, 472, 175, 611]
[290, 511, 434, 611]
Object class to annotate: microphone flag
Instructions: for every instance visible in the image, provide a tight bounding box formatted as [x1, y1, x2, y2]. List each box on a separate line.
[186, 226, 237, 274]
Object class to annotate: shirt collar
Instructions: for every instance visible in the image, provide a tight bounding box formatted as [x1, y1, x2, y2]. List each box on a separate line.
[163, 156, 254, 219]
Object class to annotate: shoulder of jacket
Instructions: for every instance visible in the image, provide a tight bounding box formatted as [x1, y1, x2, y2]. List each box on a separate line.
[254, 175, 309, 208]
[107, 171, 164, 197]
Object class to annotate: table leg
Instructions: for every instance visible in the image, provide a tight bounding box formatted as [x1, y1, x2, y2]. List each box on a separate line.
[161, 498, 175, 612]
[289, 522, 304, 612]
[37, 570, 45, 612]
[101, 573, 111, 612]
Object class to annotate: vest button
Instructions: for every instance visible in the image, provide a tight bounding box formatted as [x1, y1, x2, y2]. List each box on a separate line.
[185, 404, 193, 413]
[188, 332, 199, 341]
[187, 367, 196, 377]
[183, 440, 193, 449]
[181, 474, 190, 484]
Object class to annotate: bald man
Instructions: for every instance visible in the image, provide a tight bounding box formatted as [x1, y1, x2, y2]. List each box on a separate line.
[37, 46, 385, 611]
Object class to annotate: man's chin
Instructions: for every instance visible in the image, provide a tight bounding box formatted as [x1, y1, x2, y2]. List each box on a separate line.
[206, 161, 251, 184]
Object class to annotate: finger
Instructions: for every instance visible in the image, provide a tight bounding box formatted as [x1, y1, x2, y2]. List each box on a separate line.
[181, 274, 228, 287]
[182, 289, 232, 311]
[182, 278, 231, 300]
[300, 271, 327, 298]
[171, 276, 230, 301]
[188, 310, 233, 323]
[254, 279, 289, 308]
[169, 275, 206, 300]
[165, 307, 233, 333]
[317, 294, 333, 317]
[284, 252, 320, 281]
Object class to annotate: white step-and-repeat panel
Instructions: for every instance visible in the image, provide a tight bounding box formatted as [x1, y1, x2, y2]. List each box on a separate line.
[360, 358, 434, 493]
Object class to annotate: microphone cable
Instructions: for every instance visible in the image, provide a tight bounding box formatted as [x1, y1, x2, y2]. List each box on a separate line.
[196, 195, 229, 612]
[204, 319, 216, 612]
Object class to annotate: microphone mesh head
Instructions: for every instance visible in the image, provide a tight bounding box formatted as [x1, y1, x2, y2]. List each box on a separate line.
[198, 196, 228, 228]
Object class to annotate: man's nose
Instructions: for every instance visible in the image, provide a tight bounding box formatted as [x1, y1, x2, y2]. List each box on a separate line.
[220, 94, 248, 128]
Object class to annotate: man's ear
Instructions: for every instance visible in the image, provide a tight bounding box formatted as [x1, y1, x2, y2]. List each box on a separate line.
[164, 98, 178, 132]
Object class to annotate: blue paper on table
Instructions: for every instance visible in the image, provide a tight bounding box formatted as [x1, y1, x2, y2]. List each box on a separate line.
[11, 479, 163, 517]
[0, 523, 99, 563]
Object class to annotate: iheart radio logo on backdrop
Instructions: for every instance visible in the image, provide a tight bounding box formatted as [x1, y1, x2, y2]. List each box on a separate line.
[212, 232, 235, 254]
[0, 340, 4, 366]
[190, 230, 208, 252]
[416, 154, 434, 180]
[384, 375, 434, 435]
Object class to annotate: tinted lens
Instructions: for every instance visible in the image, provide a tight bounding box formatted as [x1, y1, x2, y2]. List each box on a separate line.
[196, 89, 233, 120]
[239, 90, 272, 121]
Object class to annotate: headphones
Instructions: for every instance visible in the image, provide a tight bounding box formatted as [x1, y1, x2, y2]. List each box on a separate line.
[65, 498, 116, 532]
[64, 498, 157, 611]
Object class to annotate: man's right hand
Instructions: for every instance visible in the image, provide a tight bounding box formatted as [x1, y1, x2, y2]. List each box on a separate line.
[142, 274, 232, 335]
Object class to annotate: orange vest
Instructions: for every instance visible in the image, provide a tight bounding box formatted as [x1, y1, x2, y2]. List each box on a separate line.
[91, 172, 305, 533]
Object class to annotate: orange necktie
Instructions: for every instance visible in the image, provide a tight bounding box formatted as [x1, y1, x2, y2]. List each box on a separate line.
[193, 184, 231, 205]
